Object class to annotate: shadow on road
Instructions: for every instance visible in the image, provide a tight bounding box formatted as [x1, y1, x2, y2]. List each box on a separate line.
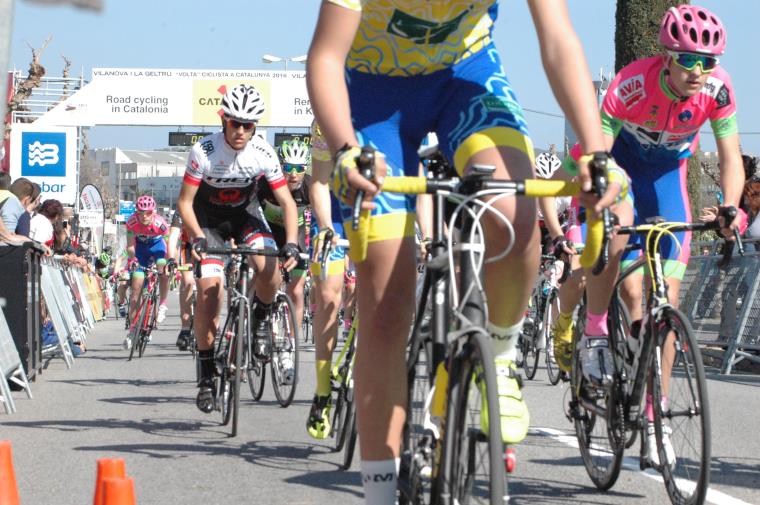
[508, 477, 642, 504]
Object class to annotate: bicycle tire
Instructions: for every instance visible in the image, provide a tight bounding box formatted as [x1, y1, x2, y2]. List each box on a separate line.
[440, 330, 506, 505]
[247, 354, 266, 401]
[652, 308, 710, 505]
[607, 293, 637, 450]
[128, 297, 149, 361]
[216, 312, 235, 426]
[230, 298, 247, 437]
[398, 332, 435, 505]
[138, 296, 156, 358]
[543, 290, 562, 386]
[332, 352, 354, 453]
[570, 312, 623, 491]
[271, 293, 300, 407]
[340, 409, 358, 471]
[522, 329, 540, 381]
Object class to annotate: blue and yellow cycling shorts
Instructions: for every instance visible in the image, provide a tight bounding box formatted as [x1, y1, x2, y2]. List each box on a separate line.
[309, 196, 348, 278]
[342, 43, 534, 244]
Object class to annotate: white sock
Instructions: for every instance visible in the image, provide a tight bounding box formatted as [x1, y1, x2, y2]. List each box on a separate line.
[488, 319, 524, 362]
[360, 458, 399, 505]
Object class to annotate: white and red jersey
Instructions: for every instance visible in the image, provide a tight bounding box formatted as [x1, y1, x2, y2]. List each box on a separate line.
[183, 132, 286, 216]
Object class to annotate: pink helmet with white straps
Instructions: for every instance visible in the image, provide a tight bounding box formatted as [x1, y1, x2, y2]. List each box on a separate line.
[659, 5, 726, 56]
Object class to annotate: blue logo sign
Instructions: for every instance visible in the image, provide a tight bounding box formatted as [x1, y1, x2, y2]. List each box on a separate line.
[119, 200, 136, 217]
[678, 110, 693, 123]
[21, 132, 67, 177]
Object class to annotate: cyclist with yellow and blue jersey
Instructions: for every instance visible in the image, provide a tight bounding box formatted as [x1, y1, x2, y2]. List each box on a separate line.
[306, 1, 627, 502]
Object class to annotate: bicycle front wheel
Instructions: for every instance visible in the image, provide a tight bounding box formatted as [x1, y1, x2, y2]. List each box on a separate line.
[543, 290, 562, 386]
[570, 322, 623, 491]
[441, 330, 506, 505]
[128, 297, 149, 361]
[652, 308, 710, 505]
[271, 293, 300, 407]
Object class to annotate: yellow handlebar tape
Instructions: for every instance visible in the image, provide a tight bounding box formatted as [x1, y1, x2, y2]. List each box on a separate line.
[580, 217, 603, 269]
[380, 176, 429, 195]
[523, 179, 581, 197]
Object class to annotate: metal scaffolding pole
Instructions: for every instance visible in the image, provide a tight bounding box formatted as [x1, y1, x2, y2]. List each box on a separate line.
[0, 0, 13, 123]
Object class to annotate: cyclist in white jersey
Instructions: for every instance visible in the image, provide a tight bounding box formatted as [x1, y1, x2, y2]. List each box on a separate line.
[176, 84, 301, 413]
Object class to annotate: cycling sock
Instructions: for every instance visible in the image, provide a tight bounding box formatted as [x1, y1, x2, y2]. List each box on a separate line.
[316, 359, 332, 396]
[360, 458, 399, 505]
[159, 298, 167, 306]
[488, 319, 524, 362]
[198, 349, 215, 384]
[557, 311, 573, 329]
[645, 394, 669, 422]
[585, 310, 608, 337]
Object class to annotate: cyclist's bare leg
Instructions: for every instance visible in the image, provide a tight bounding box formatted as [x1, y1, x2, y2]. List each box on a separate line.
[558, 255, 585, 318]
[179, 271, 195, 329]
[286, 274, 306, 330]
[117, 281, 128, 305]
[314, 273, 343, 362]
[128, 275, 145, 324]
[355, 237, 416, 461]
[343, 274, 356, 331]
[251, 255, 280, 304]
[464, 146, 538, 327]
[157, 263, 169, 303]
[195, 277, 222, 351]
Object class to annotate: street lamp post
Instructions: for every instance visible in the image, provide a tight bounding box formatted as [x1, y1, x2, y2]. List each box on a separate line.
[261, 54, 307, 72]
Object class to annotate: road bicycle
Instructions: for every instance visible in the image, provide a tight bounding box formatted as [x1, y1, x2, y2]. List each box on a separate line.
[246, 262, 302, 408]
[348, 146, 610, 505]
[126, 263, 162, 361]
[301, 274, 314, 344]
[568, 210, 740, 505]
[314, 231, 359, 470]
[197, 244, 284, 436]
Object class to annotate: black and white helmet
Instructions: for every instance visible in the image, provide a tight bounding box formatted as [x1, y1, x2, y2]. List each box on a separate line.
[221, 84, 265, 122]
[535, 152, 561, 179]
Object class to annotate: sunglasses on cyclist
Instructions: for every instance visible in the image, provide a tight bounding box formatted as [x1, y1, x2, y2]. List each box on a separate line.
[283, 163, 307, 175]
[668, 51, 719, 73]
[225, 117, 256, 131]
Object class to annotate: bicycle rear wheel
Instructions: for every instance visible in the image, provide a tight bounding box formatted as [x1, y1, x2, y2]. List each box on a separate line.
[543, 290, 562, 385]
[340, 409, 358, 471]
[271, 293, 299, 407]
[332, 346, 354, 453]
[652, 308, 710, 505]
[570, 319, 623, 491]
[521, 330, 540, 381]
[441, 330, 507, 505]
[138, 297, 156, 358]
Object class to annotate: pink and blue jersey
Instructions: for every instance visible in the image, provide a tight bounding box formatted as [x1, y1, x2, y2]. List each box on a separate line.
[126, 213, 169, 267]
[601, 55, 738, 278]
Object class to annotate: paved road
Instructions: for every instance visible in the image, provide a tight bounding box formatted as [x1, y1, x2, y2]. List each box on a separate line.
[2, 300, 759, 504]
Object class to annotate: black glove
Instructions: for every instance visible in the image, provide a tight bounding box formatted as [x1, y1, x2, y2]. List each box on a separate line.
[280, 242, 302, 262]
[192, 237, 207, 254]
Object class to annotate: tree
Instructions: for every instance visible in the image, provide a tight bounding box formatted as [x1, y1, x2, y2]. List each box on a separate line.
[614, 0, 705, 219]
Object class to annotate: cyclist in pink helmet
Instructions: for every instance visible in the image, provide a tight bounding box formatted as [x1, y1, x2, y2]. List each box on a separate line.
[550, 4, 744, 470]
[136, 195, 156, 212]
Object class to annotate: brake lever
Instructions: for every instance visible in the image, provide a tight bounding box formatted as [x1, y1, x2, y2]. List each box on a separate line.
[352, 146, 376, 231]
[590, 153, 611, 276]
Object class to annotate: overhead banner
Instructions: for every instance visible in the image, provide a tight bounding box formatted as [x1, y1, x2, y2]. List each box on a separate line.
[8, 124, 78, 205]
[36, 68, 313, 128]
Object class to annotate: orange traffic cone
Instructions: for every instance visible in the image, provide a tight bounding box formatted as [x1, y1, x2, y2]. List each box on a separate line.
[0, 440, 20, 505]
[93, 458, 126, 505]
[101, 477, 136, 505]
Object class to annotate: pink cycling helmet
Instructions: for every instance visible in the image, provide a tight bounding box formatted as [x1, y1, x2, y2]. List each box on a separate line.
[659, 5, 726, 55]
[136, 195, 156, 212]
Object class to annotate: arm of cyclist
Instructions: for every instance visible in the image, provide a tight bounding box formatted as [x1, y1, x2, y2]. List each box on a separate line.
[538, 194, 576, 257]
[715, 133, 747, 237]
[528, 0, 608, 198]
[307, 2, 381, 209]
[271, 184, 301, 271]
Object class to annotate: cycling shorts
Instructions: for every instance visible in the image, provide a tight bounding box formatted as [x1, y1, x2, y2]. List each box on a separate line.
[196, 211, 276, 279]
[619, 157, 691, 280]
[135, 241, 166, 269]
[343, 43, 534, 244]
[309, 218, 347, 278]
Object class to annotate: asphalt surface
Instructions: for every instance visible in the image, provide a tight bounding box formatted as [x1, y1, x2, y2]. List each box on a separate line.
[2, 297, 759, 505]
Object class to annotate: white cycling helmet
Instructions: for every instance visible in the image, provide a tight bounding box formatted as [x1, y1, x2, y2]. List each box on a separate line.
[221, 84, 265, 122]
[279, 139, 311, 165]
[535, 152, 562, 179]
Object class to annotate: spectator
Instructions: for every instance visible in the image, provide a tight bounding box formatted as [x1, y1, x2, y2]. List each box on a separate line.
[6, 178, 40, 236]
[0, 172, 30, 245]
[30, 198, 63, 247]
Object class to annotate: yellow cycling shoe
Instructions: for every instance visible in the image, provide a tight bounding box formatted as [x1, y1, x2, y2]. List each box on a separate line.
[306, 394, 332, 440]
[552, 318, 575, 373]
[480, 359, 530, 444]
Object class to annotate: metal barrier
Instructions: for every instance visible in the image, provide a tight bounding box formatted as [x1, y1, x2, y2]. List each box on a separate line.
[680, 248, 760, 374]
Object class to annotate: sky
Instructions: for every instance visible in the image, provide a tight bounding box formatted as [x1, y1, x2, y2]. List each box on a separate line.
[8, 0, 760, 154]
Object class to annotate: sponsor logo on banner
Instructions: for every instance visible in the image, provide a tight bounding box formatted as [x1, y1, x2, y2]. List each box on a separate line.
[21, 132, 66, 176]
[192, 80, 271, 126]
